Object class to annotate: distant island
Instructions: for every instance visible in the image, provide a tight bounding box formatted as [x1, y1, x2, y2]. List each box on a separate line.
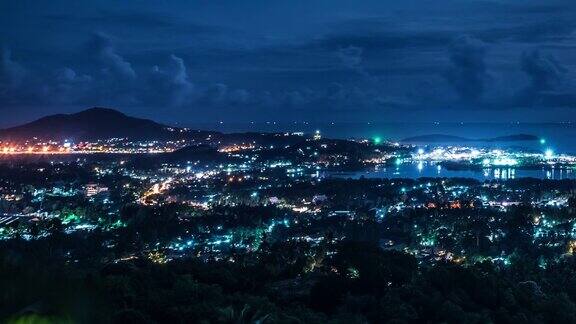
[401, 133, 538, 143]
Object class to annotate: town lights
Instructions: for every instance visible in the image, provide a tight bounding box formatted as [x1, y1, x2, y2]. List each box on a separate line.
[313, 130, 322, 140]
[492, 158, 518, 166]
[545, 149, 554, 159]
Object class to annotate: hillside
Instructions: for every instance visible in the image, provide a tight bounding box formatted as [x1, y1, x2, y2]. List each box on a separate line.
[0, 108, 191, 142]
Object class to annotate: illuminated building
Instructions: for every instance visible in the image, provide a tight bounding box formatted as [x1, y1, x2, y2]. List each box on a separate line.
[313, 130, 322, 140]
[85, 183, 108, 197]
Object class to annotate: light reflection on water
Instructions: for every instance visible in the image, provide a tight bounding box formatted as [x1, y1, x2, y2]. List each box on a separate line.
[330, 162, 575, 180]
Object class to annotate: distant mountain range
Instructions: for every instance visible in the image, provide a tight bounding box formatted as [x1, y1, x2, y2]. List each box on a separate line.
[0, 108, 211, 142]
[1, 108, 539, 145]
[401, 134, 539, 143]
[0, 108, 311, 146]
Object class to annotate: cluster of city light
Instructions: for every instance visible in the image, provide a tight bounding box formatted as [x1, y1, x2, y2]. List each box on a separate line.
[218, 144, 256, 153]
[0, 145, 176, 154]
[0, 139, 188, 155]
[413, 147, 482, 161]
[410, 145, 568, 168]
[0, 145, 65, 154]
[485, 157, 518, 167]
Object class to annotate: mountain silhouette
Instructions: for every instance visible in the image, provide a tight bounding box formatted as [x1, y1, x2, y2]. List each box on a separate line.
[0, 107, 194, 142]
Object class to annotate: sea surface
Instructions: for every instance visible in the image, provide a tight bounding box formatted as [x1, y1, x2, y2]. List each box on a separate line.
[329, 162, 576, 181]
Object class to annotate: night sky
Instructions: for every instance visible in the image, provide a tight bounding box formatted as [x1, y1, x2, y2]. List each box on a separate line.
[1, 0, 575, 126]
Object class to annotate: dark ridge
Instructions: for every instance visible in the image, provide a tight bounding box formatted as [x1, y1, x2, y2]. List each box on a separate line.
[166, 145, 224, 162]
[0, 107, 192, 142]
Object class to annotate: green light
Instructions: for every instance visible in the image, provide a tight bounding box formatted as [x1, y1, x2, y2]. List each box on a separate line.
[540, 138, 546, 144]
[110, 219, 126, 229]
[62, 213, 80, 225]
[373, 136, 382, 144]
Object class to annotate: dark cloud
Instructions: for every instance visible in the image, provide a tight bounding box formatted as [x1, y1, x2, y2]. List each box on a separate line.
[196, 83, 252, 107]
[50, 67, 93, 104]
[334, 45, 379, 84]
[0, 37, 247, 110]
[2, 0, 576, 122]
[88, 32, 136, 81]
[316, 28, 453, 52]
[265, 82, 414, 112]
[42, 12, 173, 28]
[521, 50, 566, 91]
[444, 36, 489, 102]
[0, 49, 36, 105]
[0, 49, 26, 89]
[516, 49, 576, 107]
[337, 46, 363, 68]
[478, 19, 576, 43]
[147, 55, 195, 107]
